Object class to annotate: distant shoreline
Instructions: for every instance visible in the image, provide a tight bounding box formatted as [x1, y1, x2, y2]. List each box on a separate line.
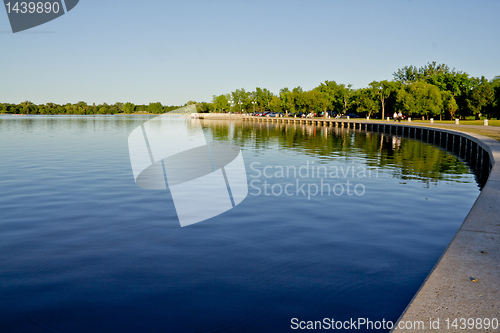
[4, 112, 163, 116]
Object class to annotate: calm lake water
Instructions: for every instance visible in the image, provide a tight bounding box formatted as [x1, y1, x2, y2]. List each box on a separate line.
[0, 115, 480, 332]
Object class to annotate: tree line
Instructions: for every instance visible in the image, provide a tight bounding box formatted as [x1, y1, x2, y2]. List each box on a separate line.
[209, 62, 500, 120]
[2, 62, 499, 119]
[0, 101, 181, 115]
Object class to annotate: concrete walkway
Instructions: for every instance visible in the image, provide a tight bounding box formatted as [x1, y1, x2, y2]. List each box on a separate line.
[400, 121, 500, 132]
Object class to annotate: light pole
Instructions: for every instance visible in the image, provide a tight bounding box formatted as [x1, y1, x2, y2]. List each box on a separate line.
[252, 101, 256, 114]
[229, 100, 233, 113]
[238, 101, 242, 113]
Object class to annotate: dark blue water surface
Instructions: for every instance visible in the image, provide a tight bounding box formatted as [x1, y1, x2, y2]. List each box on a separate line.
[0, 115, 480, 332]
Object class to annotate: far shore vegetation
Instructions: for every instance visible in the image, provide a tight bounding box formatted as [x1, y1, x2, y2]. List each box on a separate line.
[2, 62, 500, 122]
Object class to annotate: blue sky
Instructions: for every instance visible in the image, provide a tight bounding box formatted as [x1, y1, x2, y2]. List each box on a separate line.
[1, 0, 499, 105]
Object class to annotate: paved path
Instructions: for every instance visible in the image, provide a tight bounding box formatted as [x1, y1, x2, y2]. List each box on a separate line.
[404, 121, 500, 132]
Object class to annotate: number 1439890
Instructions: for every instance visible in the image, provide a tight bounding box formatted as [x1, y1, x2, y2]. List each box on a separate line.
[5, 2, 60, 14]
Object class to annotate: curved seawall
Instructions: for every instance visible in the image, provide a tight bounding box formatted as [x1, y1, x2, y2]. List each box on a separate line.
[236, 116, 500, 332]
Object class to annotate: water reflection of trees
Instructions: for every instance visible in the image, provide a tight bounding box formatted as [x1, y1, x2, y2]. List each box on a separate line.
[201, 120, 472, 186]
[0, 116, 472, 187]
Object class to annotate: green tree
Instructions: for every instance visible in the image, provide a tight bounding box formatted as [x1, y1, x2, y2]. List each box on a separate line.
[369, 80, 397, 119]
[491, 76, 500, 119]
[292, 86, 307, 113]
[393, 65, 419, 83]
[441, 91, 458, 120]
[212, 94, 229, 113]
[355, 87, 378, 118]
[163, 105, 180, 113]
[397, 81, 443, 119]
[467, 76, 495, 119]
[8, 104, 20, 114]
[122, 102, 135, 114]
[253, 87, 274, 111]
[231, 88, 251, 112]
[314, 80, 341, 112]
[197, 102, 211, 113]
[148, 102, 163, 114]
[339, 84, 353, 114]
[44, 102, 57, 114]
[20, 101, 35, 114]
[394, 62, 477, 118]
[114, 102, 123, 113]
[279, 87, 295, 115]
[75, 101, 89, 115]
[269, 95, 282, 113]
[108, 105, 119, 114]
[394, 62, 451, 86]
[303, 90, 328, 115]
[98, 103, 109, 114]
